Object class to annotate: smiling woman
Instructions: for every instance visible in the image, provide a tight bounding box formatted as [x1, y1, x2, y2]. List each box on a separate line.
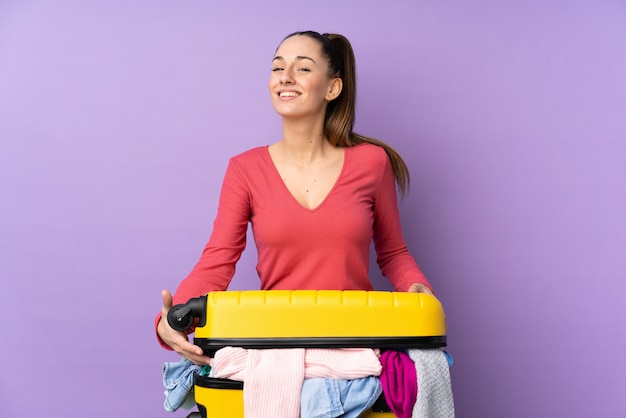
[267, 34, 346, 209]
[154, 30, 444, 417]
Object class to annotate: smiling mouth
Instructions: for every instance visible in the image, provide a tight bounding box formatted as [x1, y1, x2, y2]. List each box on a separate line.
[279, 91, 300, 98]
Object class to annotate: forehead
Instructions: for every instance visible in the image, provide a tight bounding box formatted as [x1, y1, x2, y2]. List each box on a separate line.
[274, 35, 324, 60]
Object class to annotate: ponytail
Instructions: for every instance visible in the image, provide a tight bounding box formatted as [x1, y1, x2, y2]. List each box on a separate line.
[282, 31, 411, 198]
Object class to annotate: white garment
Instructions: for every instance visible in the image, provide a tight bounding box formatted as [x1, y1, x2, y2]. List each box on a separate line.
[408, 349, 455, 418]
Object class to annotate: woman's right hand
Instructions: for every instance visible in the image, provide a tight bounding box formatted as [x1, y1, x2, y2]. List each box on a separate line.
[158, 290, 212, 366]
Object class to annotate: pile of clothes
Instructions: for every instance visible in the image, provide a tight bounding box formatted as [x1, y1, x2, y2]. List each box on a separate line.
[163, 347, 454, 418]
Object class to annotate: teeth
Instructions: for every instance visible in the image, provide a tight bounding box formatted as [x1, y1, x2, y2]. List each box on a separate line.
[279, 91, 299, 97]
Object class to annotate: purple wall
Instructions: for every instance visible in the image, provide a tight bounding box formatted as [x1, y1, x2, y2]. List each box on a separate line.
[1, 1, 625, 417]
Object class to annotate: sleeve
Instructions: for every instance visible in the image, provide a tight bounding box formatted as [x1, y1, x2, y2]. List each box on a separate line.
[372, 151, 433, 293]
[155, 157, 251, 349]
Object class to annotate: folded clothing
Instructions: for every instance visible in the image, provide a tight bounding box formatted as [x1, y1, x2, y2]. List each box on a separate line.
[211, 347, 383, 418]
[380, 350, 418, 418]
[408, 349, 455, 418]
[162, 357, 201, 412]
[301, 376, 382, 418]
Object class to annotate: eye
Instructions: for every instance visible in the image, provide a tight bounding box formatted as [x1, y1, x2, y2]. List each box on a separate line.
[271, 67, 284, 72]
[298, 67, 311, 72]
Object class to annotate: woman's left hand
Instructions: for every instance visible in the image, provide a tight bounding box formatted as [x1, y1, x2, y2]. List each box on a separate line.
[408, 283, 446, 330]
[407, 283, 434, 296]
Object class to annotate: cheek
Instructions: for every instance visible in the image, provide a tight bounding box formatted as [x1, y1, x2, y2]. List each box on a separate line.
[269, 71, 282, 87]
[315, 81, 332, 99]
[268, 77, 279, 98]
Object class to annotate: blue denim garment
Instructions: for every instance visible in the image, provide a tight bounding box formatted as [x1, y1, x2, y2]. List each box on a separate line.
[300, 377, 382, 418]
[162, 358, 201, 412]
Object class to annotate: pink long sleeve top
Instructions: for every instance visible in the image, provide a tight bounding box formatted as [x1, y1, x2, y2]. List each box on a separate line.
[157, 143, 431, 348]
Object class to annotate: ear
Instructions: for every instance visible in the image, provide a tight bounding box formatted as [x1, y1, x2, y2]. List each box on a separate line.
[325, 78, 343, 101]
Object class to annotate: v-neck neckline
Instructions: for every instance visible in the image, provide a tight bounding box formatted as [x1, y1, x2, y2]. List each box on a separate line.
[264, 145, 347, 212]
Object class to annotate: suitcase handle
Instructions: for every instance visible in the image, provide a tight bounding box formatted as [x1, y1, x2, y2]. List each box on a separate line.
[167, 296, 207, 331]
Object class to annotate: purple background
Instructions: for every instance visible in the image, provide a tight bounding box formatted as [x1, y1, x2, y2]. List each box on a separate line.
[1, 1, 625, 417]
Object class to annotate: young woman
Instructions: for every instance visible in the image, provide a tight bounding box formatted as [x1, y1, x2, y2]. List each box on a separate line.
[156, 31, 434, 365]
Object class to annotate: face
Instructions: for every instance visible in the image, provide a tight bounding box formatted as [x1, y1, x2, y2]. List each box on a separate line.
[269, 35, 342, 119]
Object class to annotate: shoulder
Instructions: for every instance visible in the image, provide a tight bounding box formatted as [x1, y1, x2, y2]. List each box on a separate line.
[230, 146, 268, 164]
[227, 146, 271, 171]
[220, 147, 271, 186]
[347, 143, 389, 168]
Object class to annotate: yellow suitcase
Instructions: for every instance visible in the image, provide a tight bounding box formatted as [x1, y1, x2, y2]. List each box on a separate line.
[168, 290, 447, 418]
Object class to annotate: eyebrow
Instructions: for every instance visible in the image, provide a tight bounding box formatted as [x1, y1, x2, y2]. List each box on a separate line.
[272, 55, 317, 64]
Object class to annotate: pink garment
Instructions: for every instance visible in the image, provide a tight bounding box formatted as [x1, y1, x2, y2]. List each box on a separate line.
[245, 350, 304, 418]
[211, 347, 382, 418]
[155, 144, 433, 351]
[380, 350, 418, 418]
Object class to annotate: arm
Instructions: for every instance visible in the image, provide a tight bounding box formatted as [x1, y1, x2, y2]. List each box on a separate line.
[372, 151, 434, 294]
[169, 158, 251, 304]
[156, 158, 251, 356]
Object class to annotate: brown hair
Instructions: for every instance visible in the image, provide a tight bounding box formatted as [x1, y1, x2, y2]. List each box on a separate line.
[281, 31, 411, 197]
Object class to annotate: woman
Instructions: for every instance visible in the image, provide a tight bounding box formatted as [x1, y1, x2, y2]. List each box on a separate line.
[156, 31, 434, 365]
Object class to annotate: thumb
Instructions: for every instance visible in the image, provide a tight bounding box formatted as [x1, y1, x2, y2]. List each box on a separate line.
[161, 289, 173, 313]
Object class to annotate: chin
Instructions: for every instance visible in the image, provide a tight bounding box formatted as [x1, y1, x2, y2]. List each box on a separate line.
[272, 106, 303, 118]
[272, 104, 321, 120]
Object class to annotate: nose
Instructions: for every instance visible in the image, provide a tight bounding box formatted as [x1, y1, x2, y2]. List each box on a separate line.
[280, 68, 295, 84]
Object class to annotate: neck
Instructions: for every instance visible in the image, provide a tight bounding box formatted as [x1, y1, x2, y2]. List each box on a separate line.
[278, 117, 329, 161]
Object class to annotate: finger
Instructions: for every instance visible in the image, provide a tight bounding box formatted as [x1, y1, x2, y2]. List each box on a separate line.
[408, 283, 435, 296]
[419, 285, 434, 296]
[161, 289, 173, 313]
[186, 352, 213, 366]
[414, 284, 434, 296]
[173, 338, 201, 356]
[176, 340, 211, 365]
